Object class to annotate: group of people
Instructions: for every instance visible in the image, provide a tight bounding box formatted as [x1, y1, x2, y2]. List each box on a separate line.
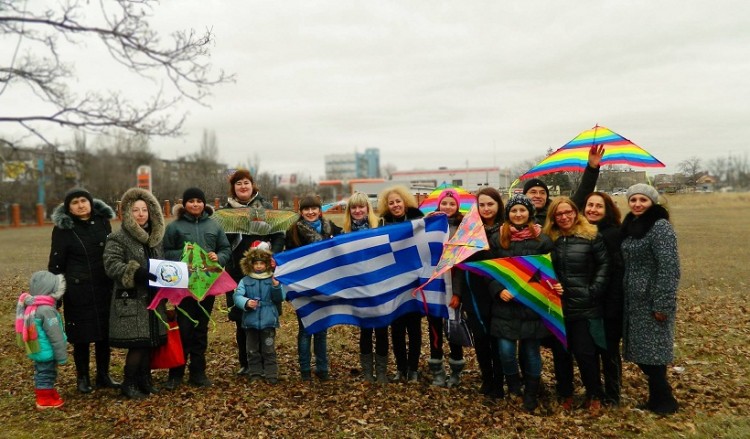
[17, 153, 680, 417]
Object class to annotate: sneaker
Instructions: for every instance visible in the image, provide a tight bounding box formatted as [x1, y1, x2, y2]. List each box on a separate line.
[188, 374, 213, 388]
[236, 366, 250, 376]
[35, 389, 64, 410]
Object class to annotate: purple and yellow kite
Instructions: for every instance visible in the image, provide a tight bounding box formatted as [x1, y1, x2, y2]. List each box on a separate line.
[457, 253, 567, 348]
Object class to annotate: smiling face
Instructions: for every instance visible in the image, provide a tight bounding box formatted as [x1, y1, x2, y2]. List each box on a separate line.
[68, 196, 92, 220]
[350, 203, 369, 221]
[525, 186, 548, 210]
[301, 206, 321, 222]
[438, 195, 459, 217]
[185, 198, 205, 217]
[584, 195, 606, 224]
[508, 204, 530, 226]
[131, 199, 149, 227]
[628, 194, 653, 217]
[477, 194, 499, 224]
[387, 192, 405, 218]
[553, 202, 577, 232]
[233, 178, 253, 202]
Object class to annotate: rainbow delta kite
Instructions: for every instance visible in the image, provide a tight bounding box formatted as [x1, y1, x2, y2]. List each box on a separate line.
[457, 253, 567, 348]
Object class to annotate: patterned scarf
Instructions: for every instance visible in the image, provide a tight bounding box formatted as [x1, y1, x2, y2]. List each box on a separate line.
[510, 223, 542, 242]
[15, 293, 57, 354]
[350, 218, 370, 232]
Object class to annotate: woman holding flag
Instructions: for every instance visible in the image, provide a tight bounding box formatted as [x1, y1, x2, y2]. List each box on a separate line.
[490, 194, 553, 411]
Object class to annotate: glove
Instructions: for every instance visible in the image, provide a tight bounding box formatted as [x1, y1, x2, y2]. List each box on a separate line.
[449, 295, 460, 309]
[134, 267, 156, 283]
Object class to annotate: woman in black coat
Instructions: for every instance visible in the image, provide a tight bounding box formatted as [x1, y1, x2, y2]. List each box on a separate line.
[543, 196, 609, 413]
[48, 188, 119, 393]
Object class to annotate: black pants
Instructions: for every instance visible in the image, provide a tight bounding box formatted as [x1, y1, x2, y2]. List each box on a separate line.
[72, 340, 111, 377]
[427, 315, 464, 361]
[599, 317, 623, 403]
[391, 312, 422, 372]
[551, 319, 604, 400]
[170, 296, 215, 378]
[360, 326, 389, 356]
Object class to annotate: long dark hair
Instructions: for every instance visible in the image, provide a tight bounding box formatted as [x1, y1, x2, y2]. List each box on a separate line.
[475, 187, 504, 225]
[585, 191, 622, 227]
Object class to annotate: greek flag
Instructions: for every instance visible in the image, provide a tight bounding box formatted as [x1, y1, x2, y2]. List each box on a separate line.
[274, 215, 449, 333]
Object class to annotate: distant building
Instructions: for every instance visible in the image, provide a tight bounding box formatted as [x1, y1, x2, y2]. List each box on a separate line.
[389, 167, 513, 192]
[324, 148, 381, 180]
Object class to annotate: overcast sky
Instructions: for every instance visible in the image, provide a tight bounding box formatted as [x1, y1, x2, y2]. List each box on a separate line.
[4, 0, 749, 180]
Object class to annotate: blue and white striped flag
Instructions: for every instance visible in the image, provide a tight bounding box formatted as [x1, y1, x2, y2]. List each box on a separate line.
[274, 215, 449, 333]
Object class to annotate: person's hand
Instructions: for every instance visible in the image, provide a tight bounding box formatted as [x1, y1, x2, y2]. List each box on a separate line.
[246, 299, 258, 310]
[449, 295, 460, 309]
[551, 282, 564, 296]
[588, 144, 605, 168]
[207, 252, 218, 262]
[134, 266, 156, 283]
[653, 312, 668, 322]
[272, 278, 279, 287]
[500, 289, 513, 302]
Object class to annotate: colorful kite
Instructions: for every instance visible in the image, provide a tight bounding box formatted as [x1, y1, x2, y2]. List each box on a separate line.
[212, 207, 299, 236]
[519, 125, 665, 180]
[457, 253, 567, 348]
[415, 204, 488, 292]
[148, 242, 237, 325]
[418, 183, 476, 215]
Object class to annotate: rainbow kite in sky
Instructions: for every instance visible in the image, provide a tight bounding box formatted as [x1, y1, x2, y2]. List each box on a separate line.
[458, 253, 567, 348]
[519, 125, 665, 180]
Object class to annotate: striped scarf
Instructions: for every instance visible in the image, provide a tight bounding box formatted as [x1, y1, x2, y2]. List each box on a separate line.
[15, 293, 57, 354]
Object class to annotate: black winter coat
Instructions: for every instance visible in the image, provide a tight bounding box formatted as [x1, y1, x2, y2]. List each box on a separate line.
[549, 222, 610, 322]
[489, 229, 554, 340]
[48, 199, 115, 343]
[595, 222, 624, 319]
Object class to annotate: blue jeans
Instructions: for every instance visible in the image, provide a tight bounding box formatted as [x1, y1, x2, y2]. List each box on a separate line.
[297, 316, 328, 374]
[34, 360, 58, 389]
[497, 338, 542, 377]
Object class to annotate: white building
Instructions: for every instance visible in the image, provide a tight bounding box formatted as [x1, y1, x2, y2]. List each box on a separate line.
[389, 167, 513, 192]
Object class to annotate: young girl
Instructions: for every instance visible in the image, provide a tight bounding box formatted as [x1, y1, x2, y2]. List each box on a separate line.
[234, 245, 283, 384]
[426, 189, 466, 387]
[285, 194, 342, 381]
[490, 194, 553, 411]
[342, 192, 388, 383]
[16, 271, 68, 409]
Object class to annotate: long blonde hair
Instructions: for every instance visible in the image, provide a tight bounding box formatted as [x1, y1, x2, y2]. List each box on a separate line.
[343, 192, 378, 232]
[377, 185, 418, 216]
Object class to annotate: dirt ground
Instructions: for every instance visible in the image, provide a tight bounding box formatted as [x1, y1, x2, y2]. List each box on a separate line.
[0, 193, 748, 438]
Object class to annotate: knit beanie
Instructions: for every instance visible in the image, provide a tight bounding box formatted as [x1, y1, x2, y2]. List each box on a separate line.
[229, 169, 254, 198]
[29, 271, 65, 300]
[299, 195, 322, 210]
[64, 187, 94, 213]
[626, 183, 659, 204]
[522, 178, 549, 196]
[505, 194, 536, 219]
[182, 187, 206, 204]
[436, 189, 460, 211]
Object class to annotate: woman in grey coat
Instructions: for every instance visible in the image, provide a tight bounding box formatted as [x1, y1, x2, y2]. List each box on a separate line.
[103, 187, 167, 399]
[621, 183, 680, 415]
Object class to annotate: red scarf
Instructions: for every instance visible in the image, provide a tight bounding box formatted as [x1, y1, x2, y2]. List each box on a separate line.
[510, 224, 541, 241]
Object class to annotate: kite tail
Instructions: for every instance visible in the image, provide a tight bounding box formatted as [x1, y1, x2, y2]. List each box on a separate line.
[176, 306, 199, 327]
[152, 309, 171, 330]
[197, 302, 217, 332]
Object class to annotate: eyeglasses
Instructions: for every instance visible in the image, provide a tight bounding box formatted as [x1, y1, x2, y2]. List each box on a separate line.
[554, 210, 576, 219]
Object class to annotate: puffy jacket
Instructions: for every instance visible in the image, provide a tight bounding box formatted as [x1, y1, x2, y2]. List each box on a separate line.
[489, 229, 554, 340]
[549, 222, 610, 322]
[234, 276, 283, 330]
[28, 306, 68, 364]
[163, 205, 231, 266]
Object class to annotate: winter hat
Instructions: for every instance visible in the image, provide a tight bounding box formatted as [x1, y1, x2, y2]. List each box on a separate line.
[436, 189, 460, 211]
[29, 271, 65, 300]
[229, 169, 254, 198]
[64, 187, 93, 212]
[240, 247, 273, 277]
[522, 178, 549, 196]
[182, 187, 206, 204]
[626, 183, 659, 204]
[299, 194, 322, 210]
[504, 194, 536, 219]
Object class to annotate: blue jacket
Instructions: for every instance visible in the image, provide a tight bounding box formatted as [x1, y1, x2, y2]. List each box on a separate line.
[234, 276, 283, 330]
[28, 306, 68, 364]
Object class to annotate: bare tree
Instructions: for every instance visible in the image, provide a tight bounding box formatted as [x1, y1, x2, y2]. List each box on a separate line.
[678, 156, 703, 188]
[0, 0, 233, 144]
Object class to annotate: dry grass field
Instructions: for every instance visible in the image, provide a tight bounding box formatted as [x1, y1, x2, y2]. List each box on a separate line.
[0, 193, 748, 438]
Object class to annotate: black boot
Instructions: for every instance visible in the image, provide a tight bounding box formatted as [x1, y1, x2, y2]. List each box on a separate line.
[77, 375, 93, 394]
[138, 373, 160, 395]
[121, 365, 146, 400]
[523, 376, 541, 412]
[95, 373, 121, 389]
[506, 373, 523, 398]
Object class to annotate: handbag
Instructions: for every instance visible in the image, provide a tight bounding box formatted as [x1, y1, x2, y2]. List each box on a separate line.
[150, 319, 185, 369]
[445, 305, 474, 347]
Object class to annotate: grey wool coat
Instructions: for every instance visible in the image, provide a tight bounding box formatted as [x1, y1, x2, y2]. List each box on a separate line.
[103, 187, 167, 348]
[621, 205, 680, 365]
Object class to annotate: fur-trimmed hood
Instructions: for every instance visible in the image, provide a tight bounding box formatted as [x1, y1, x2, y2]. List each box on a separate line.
[120, 187, 165, 247]
[547, 218, 598, 242]
[240, 247, 273, 278]
[51, 199, 115, 230]
[171, 203, 215, 219]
